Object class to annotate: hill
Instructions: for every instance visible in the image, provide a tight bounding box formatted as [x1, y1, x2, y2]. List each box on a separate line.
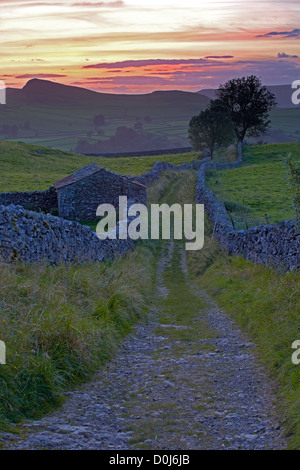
[199, 84, 300, 109]
[1, 79, 299, 152]
[0, 79, 210, 152]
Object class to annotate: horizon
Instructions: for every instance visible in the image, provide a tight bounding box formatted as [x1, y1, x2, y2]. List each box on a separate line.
[1, 0, 300, 94]
[6, 77, 296, 97]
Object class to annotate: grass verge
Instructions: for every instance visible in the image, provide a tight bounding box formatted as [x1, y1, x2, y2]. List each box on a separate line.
[0, 244, 157, 430]
[188, 221, 300, 449]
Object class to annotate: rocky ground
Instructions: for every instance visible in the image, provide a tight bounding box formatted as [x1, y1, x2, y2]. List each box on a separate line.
[1, 242, 286, 450]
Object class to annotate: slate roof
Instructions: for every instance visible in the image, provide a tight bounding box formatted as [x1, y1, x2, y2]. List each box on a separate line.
[53, 162, 145, 189]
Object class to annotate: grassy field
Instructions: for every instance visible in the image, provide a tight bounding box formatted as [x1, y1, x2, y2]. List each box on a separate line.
[0, 140, 198, 192]
[206, 142, 299, 227]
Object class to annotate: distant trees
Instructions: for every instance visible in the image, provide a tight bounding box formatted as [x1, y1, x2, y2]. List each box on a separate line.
[93, 114, 106, 127]
[188, 99, 235, 158]
[189, 75, 277, 157]
[216, 75, 277, 143]
[75, 125, 171, 154]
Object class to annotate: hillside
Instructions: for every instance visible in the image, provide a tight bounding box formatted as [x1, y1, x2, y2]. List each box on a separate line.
[0, 140, 197, 192]
[0, 79, 210, 152]
[199, 84, 300, 109]
[2, 79, 299, 152]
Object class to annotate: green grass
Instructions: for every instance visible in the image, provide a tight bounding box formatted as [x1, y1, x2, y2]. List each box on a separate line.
[188, 205, 300, 449]
[269, 108, 300, 142]
[206, 142, 299, 227]
[193, 255, 300, 449]
[0, 244, 157, 429]
[0, 140, 197, 192]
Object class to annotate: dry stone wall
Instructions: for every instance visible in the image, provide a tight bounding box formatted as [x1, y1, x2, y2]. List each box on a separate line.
[132, 161, 193, 186]
[0, 204, 133, 264]
[195, 145, 300, 271]
[0, 187, 58, 214]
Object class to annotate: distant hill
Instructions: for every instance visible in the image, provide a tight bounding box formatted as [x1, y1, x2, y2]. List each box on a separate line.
[1, 79, 210, 152]
[0, 79, 299, 151]
[199, 84, 300, 109]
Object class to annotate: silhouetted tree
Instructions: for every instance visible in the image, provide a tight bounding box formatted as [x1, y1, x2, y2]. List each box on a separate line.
[216, 75, 277, 143]
[188, 99, 235, 158]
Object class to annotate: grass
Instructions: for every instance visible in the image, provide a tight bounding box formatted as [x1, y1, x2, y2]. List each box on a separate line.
[206, 142, 299, 227]
[188, 203, 300, 449]
[196, 256, 300, 449]
[0, 244, 157, 429]
[0, 140, 198, 192]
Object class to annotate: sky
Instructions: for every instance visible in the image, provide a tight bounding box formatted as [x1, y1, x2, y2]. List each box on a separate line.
[1, 0, 300, 94]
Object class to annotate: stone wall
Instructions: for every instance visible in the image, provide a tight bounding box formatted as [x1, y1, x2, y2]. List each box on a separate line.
[132, 161, 193, 186]
[0, 204, 133, 264]
[57, 169, 146, 221]
[195, 144, 300, 271]
[0, 187, 58, 213]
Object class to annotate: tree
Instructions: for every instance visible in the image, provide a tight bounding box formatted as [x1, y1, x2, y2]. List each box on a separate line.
[93, 114, 106, 127]
[216, 75, 277, 143]
[188, 99, 235, 158]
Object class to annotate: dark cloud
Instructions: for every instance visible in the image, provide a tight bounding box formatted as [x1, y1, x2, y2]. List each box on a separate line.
[257, 29, 300, 38]
[82, 58, 300, 90]
[204, 55, 233, 59]
[84, 75, 170, 85]
[83, 58, 210, 69]
[15, 73, 67, 78]
[277, 52, 298, 58]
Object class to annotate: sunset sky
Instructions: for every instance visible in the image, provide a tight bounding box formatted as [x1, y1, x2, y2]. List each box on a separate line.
[1, 0, 300, 94]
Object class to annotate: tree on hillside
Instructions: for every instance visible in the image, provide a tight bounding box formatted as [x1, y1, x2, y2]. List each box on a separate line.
[93, 114, 106, 127]
[188, 99, 235, 158]
[216, 75, 277, 143]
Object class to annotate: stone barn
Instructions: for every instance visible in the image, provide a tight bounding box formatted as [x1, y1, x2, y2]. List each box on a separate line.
[53, 163, 146, 221]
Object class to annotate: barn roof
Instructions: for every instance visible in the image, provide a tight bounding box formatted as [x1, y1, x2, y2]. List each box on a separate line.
[53, 162, 145, 189]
